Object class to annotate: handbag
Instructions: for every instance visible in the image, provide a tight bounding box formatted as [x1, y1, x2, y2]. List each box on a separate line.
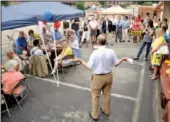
[156, 45, 169, 55]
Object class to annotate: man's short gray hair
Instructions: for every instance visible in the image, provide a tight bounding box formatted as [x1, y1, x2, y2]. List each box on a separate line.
[4, 60, 18, 72]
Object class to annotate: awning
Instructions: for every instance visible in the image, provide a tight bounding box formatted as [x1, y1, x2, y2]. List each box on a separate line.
[100, 5, 132, 15]
[2, 2, 85, 31]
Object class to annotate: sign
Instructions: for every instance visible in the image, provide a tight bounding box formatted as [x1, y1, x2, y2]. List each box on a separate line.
[130, 30, 143, 36]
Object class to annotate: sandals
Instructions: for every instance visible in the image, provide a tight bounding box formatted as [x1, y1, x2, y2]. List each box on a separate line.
[100, 107, 109, 116]
[89, 112, 98, 121]
[151, 76, 158, 80]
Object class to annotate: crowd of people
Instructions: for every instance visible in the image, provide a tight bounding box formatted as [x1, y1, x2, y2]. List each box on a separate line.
[2, 14, 169, 90]
[133, 16, 169, 80]
[1, 20, 84, 97]
[1, 12, 169, 120]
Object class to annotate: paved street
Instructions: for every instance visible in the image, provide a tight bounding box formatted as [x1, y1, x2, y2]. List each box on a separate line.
[1, 42, 160, 122]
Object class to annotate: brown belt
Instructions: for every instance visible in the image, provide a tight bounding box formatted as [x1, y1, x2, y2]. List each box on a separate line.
[94, 72, 111, 76]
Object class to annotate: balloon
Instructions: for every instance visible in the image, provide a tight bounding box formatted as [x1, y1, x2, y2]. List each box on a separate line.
[44, 10, 53, 21]
[42, 21, 47, 25]
[54, 21, 61, 29]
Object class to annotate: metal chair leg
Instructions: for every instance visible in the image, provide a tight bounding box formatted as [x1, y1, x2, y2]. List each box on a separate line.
[2, 95, 11, 117]
[13, 96, 23, 110]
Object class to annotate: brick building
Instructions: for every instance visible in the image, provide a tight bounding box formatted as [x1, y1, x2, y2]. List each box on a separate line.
[138, 6, 154, 19]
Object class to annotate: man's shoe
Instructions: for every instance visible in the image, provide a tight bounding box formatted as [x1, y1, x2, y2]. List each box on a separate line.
[122, 40, 125, 42]
[89, 112, 98, 121]
[133, 57, 139, 60]
[100, 107, 109, 116]
[144, 58, 148, 61]
[128, 40, 130, 42]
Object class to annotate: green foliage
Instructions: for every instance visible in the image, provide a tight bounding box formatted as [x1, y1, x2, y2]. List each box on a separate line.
[99, 1, 105, 6]
[1, 1, 9, 6]
[135, 1, 145, 5]
[133, 1, 154, 6]
[142, 2, 153, 6]
[75, 1, 85, 10]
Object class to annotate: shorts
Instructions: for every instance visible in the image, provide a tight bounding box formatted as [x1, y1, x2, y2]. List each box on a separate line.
[81, 31, 90, 42]
[62, 59, 74, 67]
[90, 30, 97, 36]
[151, 53, 163, 66]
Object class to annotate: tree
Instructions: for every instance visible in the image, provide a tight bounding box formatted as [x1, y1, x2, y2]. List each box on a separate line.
[99, 1, 105, 6]
[1, 1, 9, 6]
[133, 1, 155, 5]
[142, 2, 153, 6]
[75, 1, 85, 10]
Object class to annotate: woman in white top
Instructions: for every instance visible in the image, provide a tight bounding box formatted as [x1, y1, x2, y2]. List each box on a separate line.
[67, 29, 81, 58]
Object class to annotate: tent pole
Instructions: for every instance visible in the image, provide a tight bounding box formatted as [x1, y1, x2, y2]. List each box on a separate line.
[52, 25, 60, 87]
[38, 23, 58, 86]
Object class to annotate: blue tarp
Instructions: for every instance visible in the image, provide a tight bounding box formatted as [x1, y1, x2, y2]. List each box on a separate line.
[2, 2, 85, 30]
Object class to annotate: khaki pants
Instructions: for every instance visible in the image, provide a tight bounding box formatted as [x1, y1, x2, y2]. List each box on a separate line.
[105, 31, 114, 44]
[91, 72, 113, 119]
[122, 28, 129, 41]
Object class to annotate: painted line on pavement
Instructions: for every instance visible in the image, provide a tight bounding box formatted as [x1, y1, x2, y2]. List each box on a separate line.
[26, 75, 137, 102]
[155, 77, 161, 122]
[131, 62, 146, 122]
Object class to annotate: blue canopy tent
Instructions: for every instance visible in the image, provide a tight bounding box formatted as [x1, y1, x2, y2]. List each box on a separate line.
[2, 2, 85, 30]
[2, 2, 85, 87]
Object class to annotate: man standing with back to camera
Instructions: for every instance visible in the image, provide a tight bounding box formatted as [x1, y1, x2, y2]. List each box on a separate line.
[73, 34, 128, 121]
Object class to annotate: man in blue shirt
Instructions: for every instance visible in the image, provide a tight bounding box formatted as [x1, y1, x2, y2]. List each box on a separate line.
[122, 16, 130, 42]
[52, 29, 62, 41]
[15, 31, 28, 54]
[51, 24, 62, 42]
[115, 16, 123, 42]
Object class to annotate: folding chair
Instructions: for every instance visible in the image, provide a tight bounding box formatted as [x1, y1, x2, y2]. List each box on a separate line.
[3, 79, 29, 111]
[18, 55, 29, 75]
[1, 93, 11, 118]
[13, 78, 29, 110]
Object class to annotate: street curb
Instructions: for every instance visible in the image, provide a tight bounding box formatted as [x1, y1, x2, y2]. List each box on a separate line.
[155, 78, 163, 122]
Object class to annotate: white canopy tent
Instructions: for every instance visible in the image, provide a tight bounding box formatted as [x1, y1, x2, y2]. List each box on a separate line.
[100, 5, 132, 15]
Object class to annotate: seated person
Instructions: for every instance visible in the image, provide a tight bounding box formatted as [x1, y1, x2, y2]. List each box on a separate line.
[51, 25, 62, 42]
[51, 39, 73, 74]
[41, 27, 52, 45]
[19, 50, 29, 65]
[2, 60, 25, 95]
[29, 54, 48, 78]
[27, 30, 40, 47]
[14, 31, 28, 54]
[30, 39, 44, 56]
[6, 50, 22, 71]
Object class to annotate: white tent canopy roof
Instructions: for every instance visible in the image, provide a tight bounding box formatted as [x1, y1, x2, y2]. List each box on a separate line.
[100, 5, 132, 15]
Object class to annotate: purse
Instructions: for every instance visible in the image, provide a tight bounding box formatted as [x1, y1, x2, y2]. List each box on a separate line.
[156, 45, 169, 55]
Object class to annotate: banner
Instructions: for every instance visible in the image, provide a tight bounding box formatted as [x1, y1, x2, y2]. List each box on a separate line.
[130, 30, 143, 36]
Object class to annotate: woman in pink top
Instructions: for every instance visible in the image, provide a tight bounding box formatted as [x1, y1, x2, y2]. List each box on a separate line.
[2, 60, 25, 95]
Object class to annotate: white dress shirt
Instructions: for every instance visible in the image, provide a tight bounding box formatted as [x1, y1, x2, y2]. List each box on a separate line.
[106, 20, 109, 32]
[30, 47, 44, 56]
[89, 20, 98, 30]
[87, 46, 119, 74]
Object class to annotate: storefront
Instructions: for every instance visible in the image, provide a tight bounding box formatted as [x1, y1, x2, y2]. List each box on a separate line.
[154, 2, 170, 33]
